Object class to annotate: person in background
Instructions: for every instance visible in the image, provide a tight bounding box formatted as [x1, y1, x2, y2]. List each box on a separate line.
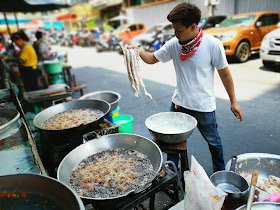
[33, 30, 55, 62]
[128, 2, 243, 174]
[33, 30, 55, 88]
[10, 30, 39, 92]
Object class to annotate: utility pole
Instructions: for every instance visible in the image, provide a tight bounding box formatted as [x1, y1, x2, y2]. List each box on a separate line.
[205, 0, 219, 16]
[208, 0, 215, 16]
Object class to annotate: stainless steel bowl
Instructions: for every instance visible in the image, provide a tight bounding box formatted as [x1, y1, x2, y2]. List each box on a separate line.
[0, 108, 20, 134]
[79, 90, 121, 112]
[145, 112, 197, 144]
[210, 171, 249, 207]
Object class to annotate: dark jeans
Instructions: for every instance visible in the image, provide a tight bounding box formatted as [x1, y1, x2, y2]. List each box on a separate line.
[167, 102, 225, 173]
[19, 66, 39, 91]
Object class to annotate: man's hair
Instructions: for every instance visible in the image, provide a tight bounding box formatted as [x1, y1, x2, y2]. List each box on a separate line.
[167, 2, 201, 28]
[35, 31, 43, 40]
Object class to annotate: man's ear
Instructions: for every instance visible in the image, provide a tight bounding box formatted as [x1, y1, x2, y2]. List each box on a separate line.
[191, 23, 196, 31]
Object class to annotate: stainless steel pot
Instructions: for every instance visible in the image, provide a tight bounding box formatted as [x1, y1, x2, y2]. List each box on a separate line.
[226, 153, 280, 202]
[235, 202, 280, 210]
[57, 133, 163, 200]
[79, 90, 121, 112]
[0, 173, 85, 210]
[210, 171, 249, 207]
[33, 99, 110, 133]
[226, 153, 280, 179]
[145, 112, 197, 144]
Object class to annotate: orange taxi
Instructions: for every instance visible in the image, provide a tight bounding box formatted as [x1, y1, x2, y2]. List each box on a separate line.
[116, 23, 146, 45]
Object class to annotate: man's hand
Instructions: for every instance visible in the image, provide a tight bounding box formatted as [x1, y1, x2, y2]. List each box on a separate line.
[126, 45, 158, 64]
[231, 102, 243, 122]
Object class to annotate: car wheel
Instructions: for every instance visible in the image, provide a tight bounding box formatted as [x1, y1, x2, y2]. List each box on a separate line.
[262, 61, 274, 68]
[235, 42, 250, 63]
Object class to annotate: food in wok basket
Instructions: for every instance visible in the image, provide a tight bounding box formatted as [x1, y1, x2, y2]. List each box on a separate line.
[70, 148, 154, 198]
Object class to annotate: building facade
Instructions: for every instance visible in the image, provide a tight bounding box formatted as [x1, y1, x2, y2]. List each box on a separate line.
[123, 0, 280, 29]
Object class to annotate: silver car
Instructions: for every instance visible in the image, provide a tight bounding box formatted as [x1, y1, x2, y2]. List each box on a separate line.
[260, 28, 280, 68]
[130, 23, 173, 47]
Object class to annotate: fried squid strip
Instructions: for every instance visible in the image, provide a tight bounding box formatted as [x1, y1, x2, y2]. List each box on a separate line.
[122, 46, 152, 99]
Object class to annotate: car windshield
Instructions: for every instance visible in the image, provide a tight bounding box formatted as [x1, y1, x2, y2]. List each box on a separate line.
[198, 17, 208, 27]
[115, 24, 129, 33]
[219, 15, 256, 27]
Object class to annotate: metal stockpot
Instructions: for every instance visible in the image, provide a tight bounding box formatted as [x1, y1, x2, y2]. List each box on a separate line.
[57, 133, 163, 200]
[210, 171, 249, 207]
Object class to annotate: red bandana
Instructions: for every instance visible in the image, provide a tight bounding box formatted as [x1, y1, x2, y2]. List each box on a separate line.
[180, 27, 203, 61]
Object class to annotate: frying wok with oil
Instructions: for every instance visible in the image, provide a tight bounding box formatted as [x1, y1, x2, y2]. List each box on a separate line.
[0, 173, 85, 210]
[33, 99, 110, 134]
[57, 133, 163, 200]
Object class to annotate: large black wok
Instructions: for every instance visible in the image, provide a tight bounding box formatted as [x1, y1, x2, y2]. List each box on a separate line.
[0, 173, 85, 210]
[57, 133, 163, 200]
[33, 99, 110, 134]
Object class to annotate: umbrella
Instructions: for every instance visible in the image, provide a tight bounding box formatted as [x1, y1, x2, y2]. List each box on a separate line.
[0, 0, 71, 12]
[0, 0, 71, 37]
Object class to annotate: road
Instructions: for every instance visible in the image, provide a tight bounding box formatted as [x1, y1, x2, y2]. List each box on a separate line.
[56, 46, 280, 175]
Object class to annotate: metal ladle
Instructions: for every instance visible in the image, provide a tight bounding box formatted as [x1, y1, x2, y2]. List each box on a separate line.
[246, 170, 259, 210]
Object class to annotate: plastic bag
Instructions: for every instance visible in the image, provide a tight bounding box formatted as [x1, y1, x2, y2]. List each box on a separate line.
[184, 156, 227, 210]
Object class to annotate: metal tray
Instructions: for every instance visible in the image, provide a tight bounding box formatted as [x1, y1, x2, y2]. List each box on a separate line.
[0, 108, 20, 134]
[24, 87, 72, 103]
[226, 153, 280, 179]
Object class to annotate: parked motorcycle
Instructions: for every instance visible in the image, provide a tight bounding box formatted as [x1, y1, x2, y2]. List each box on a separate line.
[60, 33, 74, 48]
[96, 33, 122, 53]
[140, 28, 164, 52]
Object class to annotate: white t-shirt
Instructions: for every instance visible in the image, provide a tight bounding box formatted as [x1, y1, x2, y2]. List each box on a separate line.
[154, 33, 228, 112]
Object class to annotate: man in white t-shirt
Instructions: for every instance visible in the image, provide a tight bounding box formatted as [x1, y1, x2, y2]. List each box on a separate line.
[129, 2, 243, 173]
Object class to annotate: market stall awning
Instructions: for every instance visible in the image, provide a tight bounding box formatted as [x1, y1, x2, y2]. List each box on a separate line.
[0, 19, 31, 25]
[0, 0, 71, 12]
[19, 20, 44, 30]
[56, 14, 76, 21]
[44, 21, 64, 29]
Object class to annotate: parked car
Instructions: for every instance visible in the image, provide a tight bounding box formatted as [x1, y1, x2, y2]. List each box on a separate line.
[198, 15, 227, 29]
[131, 22, 173, 47]
[116, 23, 146, 45]
[260, 28, 280, 68]
[204, 11, 280, 62]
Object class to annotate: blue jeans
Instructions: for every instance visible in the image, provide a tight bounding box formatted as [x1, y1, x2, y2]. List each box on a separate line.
[167, 103, 225, 172]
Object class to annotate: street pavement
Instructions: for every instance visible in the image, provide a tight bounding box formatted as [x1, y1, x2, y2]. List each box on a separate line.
[56, 45, 280, 176]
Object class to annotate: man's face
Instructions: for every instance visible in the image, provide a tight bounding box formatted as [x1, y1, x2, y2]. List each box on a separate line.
[172, 22, 194, 44]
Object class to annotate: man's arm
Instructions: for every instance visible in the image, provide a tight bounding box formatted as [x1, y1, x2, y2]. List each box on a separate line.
[128, 46, 159, 64]
[218, 66, 243, 122]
